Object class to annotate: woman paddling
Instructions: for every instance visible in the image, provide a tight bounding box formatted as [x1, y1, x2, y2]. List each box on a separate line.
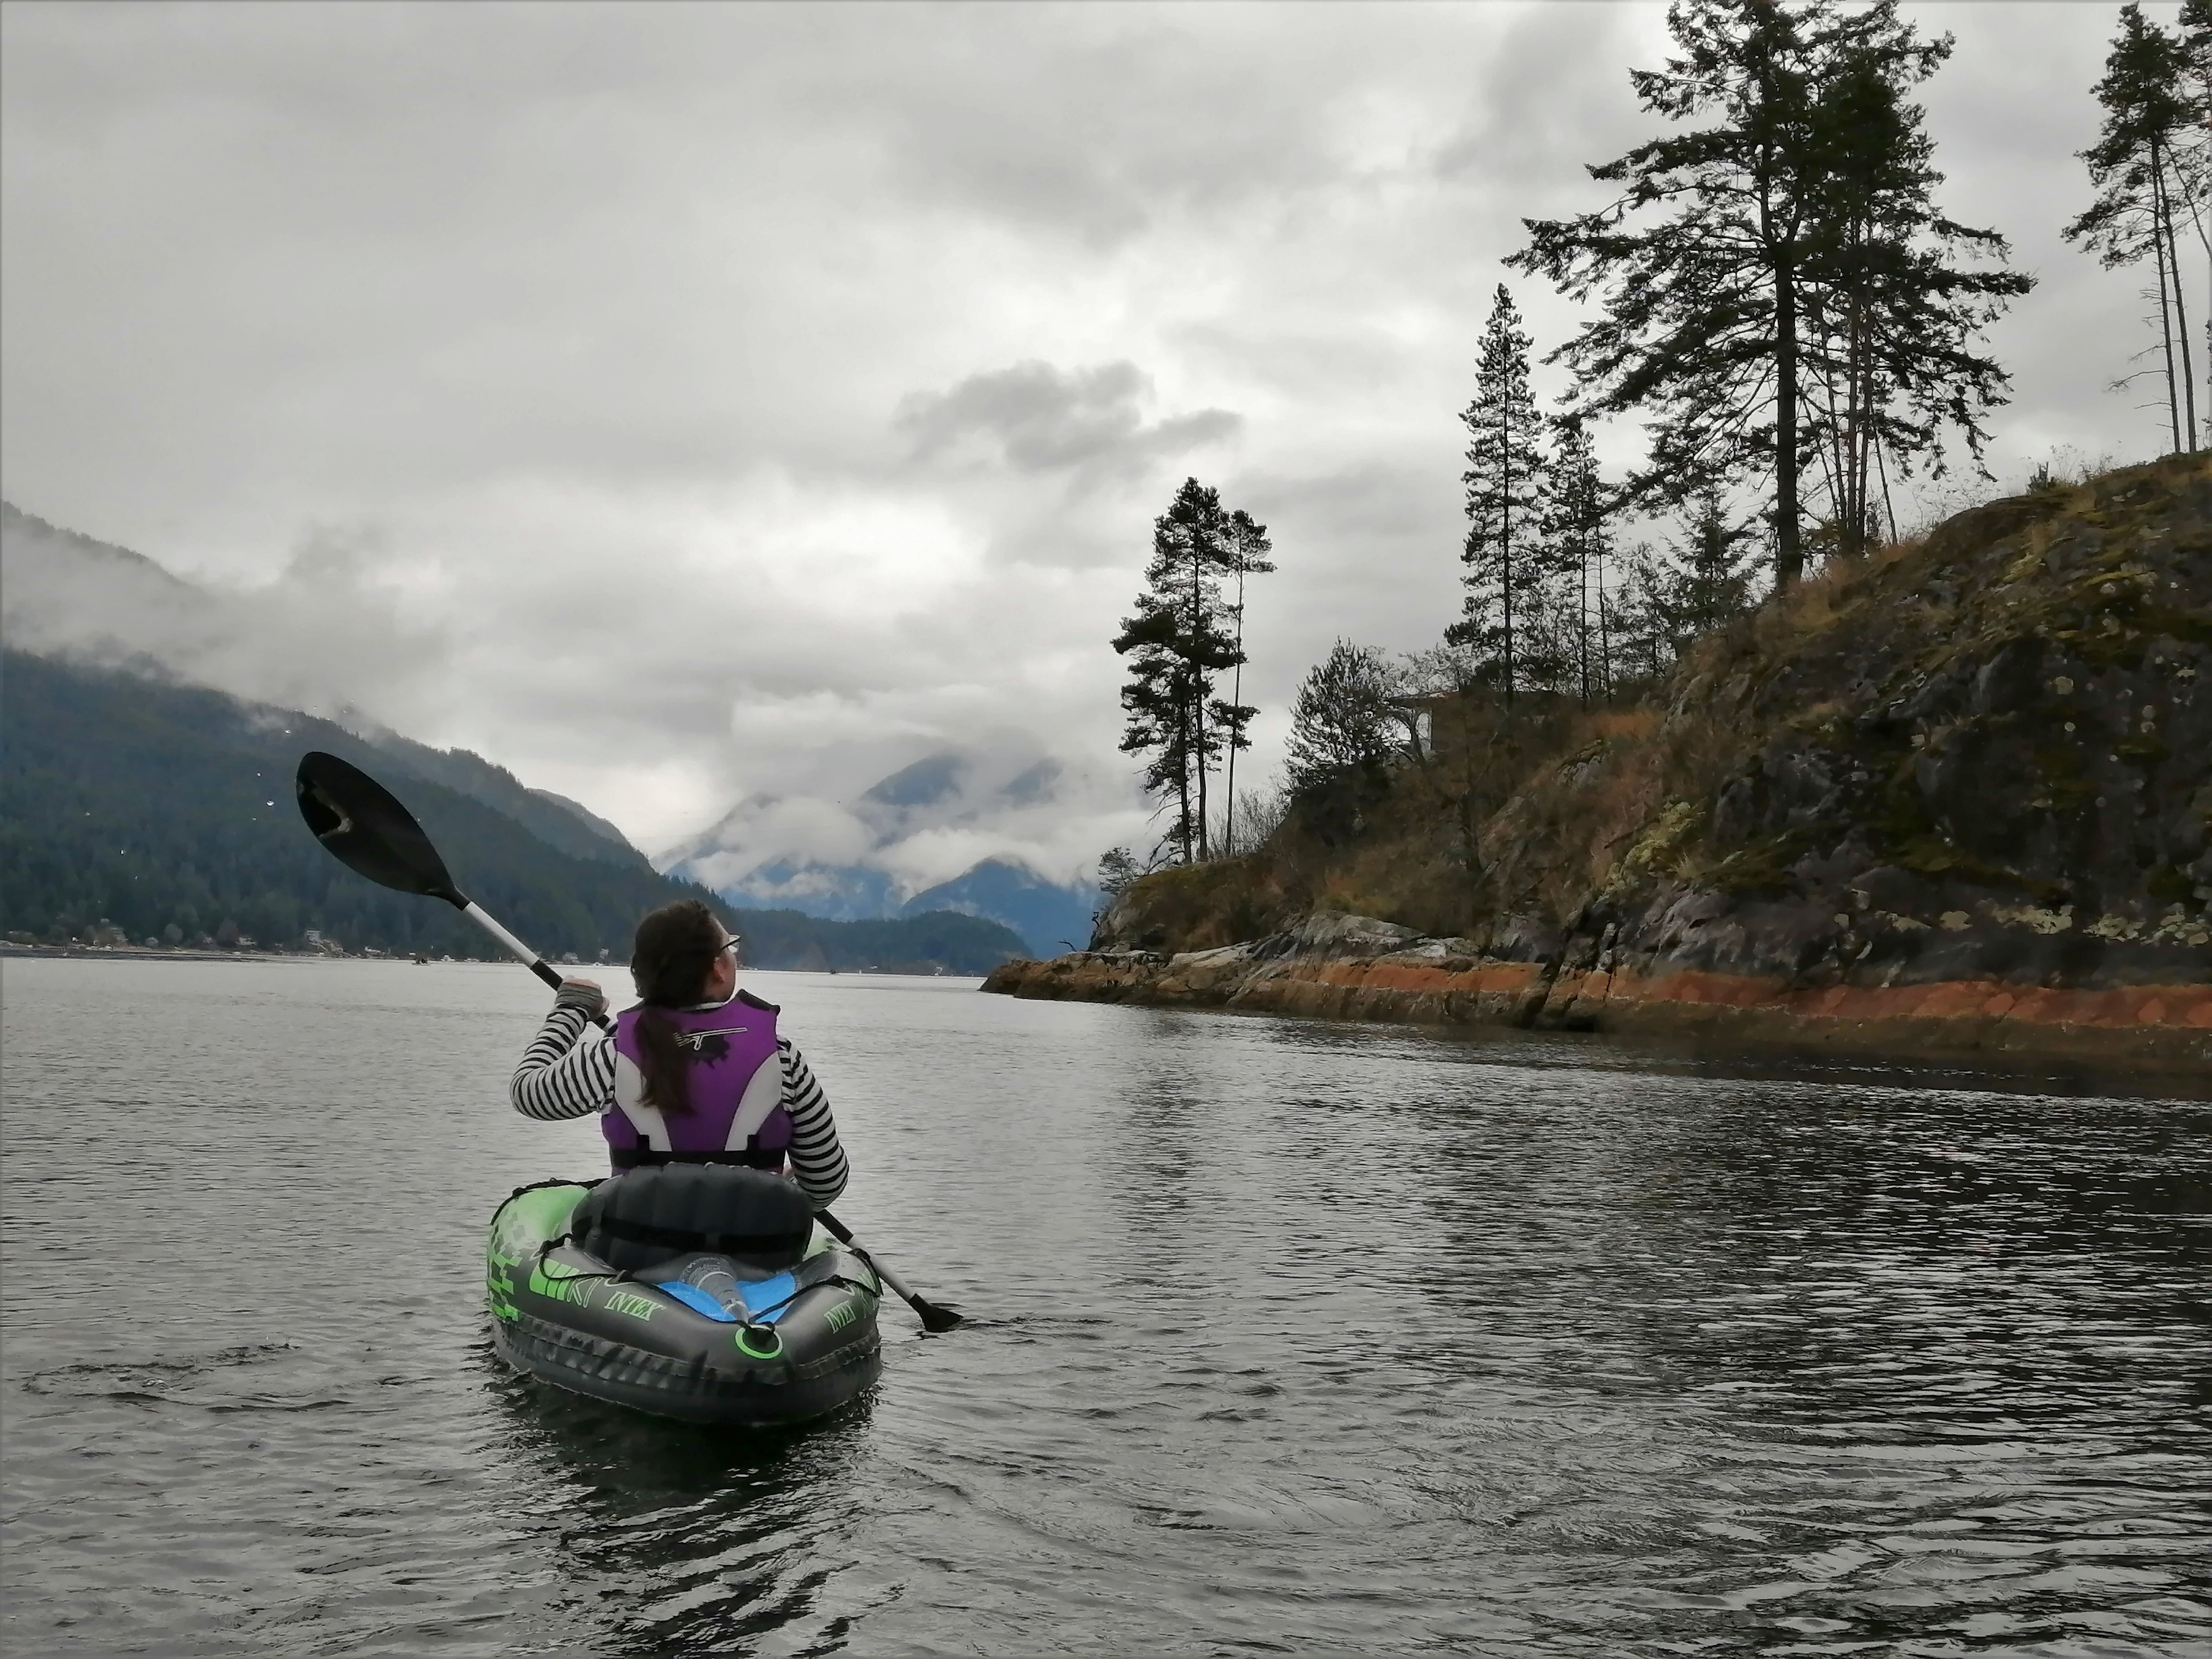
[509, 898, 849, 1210]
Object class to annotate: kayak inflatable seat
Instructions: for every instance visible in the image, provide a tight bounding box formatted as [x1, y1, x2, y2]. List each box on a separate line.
[486, 1167, 883, 1427]
[571, 1164, 814, 1274]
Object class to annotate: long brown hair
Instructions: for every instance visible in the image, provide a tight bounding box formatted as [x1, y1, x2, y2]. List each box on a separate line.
[628, 899, 727, 1115]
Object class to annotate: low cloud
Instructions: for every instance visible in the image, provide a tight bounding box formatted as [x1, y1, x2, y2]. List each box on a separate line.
[0, 503, 450, 730]
[0, 2, 2172, 866]
[896, 359, 1240, 486]
[662, 728, 1145, 897]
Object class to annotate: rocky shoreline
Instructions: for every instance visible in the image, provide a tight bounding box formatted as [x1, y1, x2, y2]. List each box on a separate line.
[983, 910, 2212, 1075]
[996, 461, 2211, 1084]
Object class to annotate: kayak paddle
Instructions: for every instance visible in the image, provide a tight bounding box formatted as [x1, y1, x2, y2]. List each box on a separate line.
[293, 749, 964, 1333]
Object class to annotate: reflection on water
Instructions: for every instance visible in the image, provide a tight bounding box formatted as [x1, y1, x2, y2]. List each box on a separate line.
[2, 958, 2205, 1657]
[484, 1350, 886, 1657]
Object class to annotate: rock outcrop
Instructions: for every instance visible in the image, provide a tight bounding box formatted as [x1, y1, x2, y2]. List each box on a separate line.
[984, 909, 2210, 1070]
[988, 457, 2212, 1076]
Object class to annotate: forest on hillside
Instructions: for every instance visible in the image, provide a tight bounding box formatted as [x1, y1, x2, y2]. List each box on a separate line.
[0, 652, 1029, 974]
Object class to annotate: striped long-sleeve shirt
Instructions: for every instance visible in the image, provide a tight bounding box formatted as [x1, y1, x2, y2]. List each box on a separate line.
[509, 1003, 850, 1209]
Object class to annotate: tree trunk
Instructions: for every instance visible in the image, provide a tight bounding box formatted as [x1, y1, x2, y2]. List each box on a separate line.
[1188, 544, 1209, 860]
[1224, 565, 1244, 856]
[1775, 254, 1804, 587]
[1595, 541, 1612, 699]
[1500, 429, 1516, 705]
[2151, 140, 2183, 454]
[1578, 526, 1590, 706]
[2156, 148, 2200, 449]
[1176, 694, 1194, 864]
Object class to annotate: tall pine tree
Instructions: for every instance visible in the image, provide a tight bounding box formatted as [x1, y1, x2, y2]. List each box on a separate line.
[2066, 2, 2201, 454]
[1513, 0, 2029, 588]
[2180, 0, 2212, 406]
[1798, 27, 2029, 556]
[1112, 479, 1260, 863]
[1540, 414, 1614, 703]
[1216, 507, 1276, 858]
[1448, 284, 1551, 702]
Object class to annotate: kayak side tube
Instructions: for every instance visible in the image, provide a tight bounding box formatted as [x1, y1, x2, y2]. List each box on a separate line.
[485, 1181, 884, 1427]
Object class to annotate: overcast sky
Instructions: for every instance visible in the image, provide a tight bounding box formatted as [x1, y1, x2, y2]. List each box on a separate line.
[0, 1, 2179, 873]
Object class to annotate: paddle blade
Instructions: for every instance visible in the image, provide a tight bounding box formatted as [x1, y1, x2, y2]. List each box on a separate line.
[915, 1300, 965, 1335]
[295, 751, 462, 905]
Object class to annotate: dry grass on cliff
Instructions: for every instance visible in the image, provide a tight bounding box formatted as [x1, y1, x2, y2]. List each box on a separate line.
[1102, 454, 2210, 955]
[1479, 700, 1755, 921]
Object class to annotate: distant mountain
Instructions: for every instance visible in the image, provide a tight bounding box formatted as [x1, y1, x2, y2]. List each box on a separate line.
[1, 501, 206, 599]
[663, 745, 1111, 949]
[2, 500, 223, 660]
[729, 907, 1027, 974]
[903, 858, 1098, 956]
[705, 857, 899, 921]
[350, 723, 649, 871]
[683, 847, 1098, 954]
[0, 649, 716, 960]
[0, 648, 1023, 978]
[532, 789, 637, 856]
[1, 500, 648, 874]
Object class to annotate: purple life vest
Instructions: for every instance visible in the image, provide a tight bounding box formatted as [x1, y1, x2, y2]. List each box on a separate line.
[604, 990, 792, 1175]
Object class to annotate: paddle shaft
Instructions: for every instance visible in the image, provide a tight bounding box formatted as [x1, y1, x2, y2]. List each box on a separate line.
[451, 893, 959, 1331]
[450, 896, 565, 993]
[814, 1210, 927, 1306]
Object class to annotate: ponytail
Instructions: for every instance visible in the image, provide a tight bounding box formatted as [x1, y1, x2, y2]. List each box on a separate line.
[627, 899, 726, 1114]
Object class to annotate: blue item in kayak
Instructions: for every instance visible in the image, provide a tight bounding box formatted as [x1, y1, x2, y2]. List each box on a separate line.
[739, 1271, 800, 1320]
[649, 1270, 802, 1324]
[654, 1280, 737, 1321]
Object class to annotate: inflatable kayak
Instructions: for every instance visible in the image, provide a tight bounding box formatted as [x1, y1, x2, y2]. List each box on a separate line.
[485, 1164, 884, 1426]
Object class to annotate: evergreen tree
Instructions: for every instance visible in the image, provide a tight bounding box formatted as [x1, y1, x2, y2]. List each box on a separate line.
[2066, 3, 2201, 454]
[2180, 0, 2212, 403]
[1096, 847, 1144, 898]
[1447, 284, 1551, 701]
[1216, 507, 1276, 859]
[1540, 414, 1614, 702]
[1604, 546, 1675, 689]
[1513, 0, 2029, 588]
[1798, 28, 2029, 555]
[1653, 493, 1762, 653]
[1111, 479, 1247, 863]
[1285, 641, 1398, 804]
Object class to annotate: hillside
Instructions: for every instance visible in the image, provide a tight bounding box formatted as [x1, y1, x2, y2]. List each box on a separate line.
[353, 725, 649, 870]
[0, 650, 1027, 975]
[0, 650, 727, 959]
[992, 456, 2211, 1068]
[902, 857, 1100, 956]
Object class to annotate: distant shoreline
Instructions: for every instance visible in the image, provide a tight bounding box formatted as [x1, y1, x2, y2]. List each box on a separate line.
[3, 942, 369, 964]
[0, 945, 985, 981]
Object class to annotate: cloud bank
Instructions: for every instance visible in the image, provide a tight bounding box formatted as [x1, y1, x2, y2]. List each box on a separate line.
[0, 1, 2163, 861]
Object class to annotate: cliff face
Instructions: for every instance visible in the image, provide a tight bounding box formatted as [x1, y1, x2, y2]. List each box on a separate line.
[989, 456, 2212, 1071]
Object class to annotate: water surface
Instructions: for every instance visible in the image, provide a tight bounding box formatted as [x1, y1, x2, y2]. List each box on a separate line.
[2, 958, 2206, 1656]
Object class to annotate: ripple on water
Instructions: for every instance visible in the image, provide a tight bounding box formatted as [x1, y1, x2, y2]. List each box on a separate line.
[2, 959, 2207, 1657]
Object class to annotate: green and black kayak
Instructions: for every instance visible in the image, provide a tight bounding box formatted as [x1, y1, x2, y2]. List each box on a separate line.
[485, 1165, 884, 1426]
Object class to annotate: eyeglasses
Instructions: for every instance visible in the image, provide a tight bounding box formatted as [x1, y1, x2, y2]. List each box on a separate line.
[718, 936, 743, 958]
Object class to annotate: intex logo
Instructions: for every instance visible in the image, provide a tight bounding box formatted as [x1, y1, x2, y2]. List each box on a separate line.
[604, 1291, 659, 1322]
[823, 1300, 860, 1332]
